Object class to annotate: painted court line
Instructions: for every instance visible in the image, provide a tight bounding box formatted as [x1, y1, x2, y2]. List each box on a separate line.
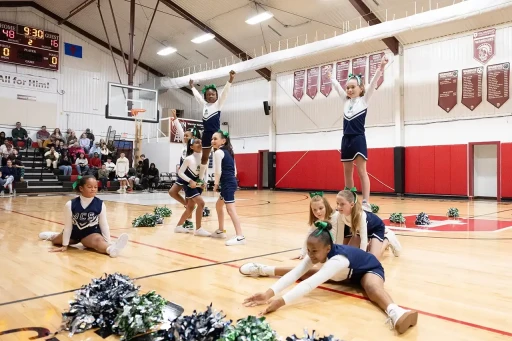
[2, 207, 512, 337]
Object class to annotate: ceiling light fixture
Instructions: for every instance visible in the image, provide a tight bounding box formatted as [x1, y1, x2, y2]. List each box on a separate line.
[245, 11, 273, 25]
[191, 33, 215, 44]
[157, 46, 177, 56]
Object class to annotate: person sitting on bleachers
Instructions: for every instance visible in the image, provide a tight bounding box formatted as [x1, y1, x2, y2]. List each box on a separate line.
[58, 140, 68, 157]
[100, 142, 109, 163]
[0, 159, 17, 195]
[85, 128, 95, 148]
[50, 128, 64, 145]
[98, 164, 109, 192]
[9, 149, 24, 182]
[89, 141, 101, 158]
[0, 141, 14, 166]
[144, 162, 159, 193]
[58, 155, 72, 176]
[66, 130, 77, 146]
[104, 157, 116, 181]
[127, 166, 137, 192]
[89, 152, 102, 177]
[79, 133, 90, 153]
[36, 126, 51, 149]
[68, 142, 84, 162]
[11, 122, 31, 149]
[106, 141, 117, 162]
[44, 146, 60, 170]
[0, 131, 7, 146]
[75, 152, 89, 175]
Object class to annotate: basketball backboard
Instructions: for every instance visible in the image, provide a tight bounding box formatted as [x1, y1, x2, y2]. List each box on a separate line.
[106, 83, 159, 123]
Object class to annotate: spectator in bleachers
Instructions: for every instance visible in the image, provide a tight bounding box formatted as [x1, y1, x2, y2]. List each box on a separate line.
[89, 141, 101, 158]
[79, 133, 91, 153]
[68, 142, 84, 162]
[98, 164, 109, 192]
[44, 146, 60, 170]
[115, 152, 129, 193]
[100, 142, 109, 162]
[0, 160, 15, 195]
[9, 149, 24, 182]
[75, 152, 89, 175]
[127, 167, 137, 192]
[85, 128, 95, 148]
[50, 128, 64, 145]
[11, 122, 31, 149]
[144, 163, 159, 193]
[66, 130, 78, 146]
[58, 140, 68, 157]
[0, 132, 6, 146]
[89, 152, 102, 177]
[140, 154, 149, 177]
[36, 126, 51, 149]
[58, 155, 72, 176]
[1, 141, 14, 166]
[106, 141, 117, 162]
[104, 157, 116, 181]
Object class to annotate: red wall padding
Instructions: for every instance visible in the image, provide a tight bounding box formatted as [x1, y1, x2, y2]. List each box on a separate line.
[501, 143, 512, 198]
[235, 153, 258, 188]
[405, 144, 467, 196]
[275, 148, 395, 192]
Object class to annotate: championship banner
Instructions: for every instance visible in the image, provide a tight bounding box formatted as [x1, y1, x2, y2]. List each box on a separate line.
[438, 70, 458, 113]
[487, 62, 510, 109]
[293, 70, 305, 101]
[473, 28, 495, 65]
[170, 118, 203, 143]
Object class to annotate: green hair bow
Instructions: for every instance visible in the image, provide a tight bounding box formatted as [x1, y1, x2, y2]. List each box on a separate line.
[314, 220, 333, 241]
[309, 191, 324, 198]
[344, 186, 358, 203]
[217, 129, 229, 138]
[72, 175, 82, 190]
[202, 84, 217, 94]
[348, 73, 363, 85]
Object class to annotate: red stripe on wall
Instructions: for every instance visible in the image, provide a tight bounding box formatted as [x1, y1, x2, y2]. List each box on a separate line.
[501, 143, 512, 198]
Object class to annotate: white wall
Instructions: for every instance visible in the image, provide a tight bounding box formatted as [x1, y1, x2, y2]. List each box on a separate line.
[473, 145, 498, 197]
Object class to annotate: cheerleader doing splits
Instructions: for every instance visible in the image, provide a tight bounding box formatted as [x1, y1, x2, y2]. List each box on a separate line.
[242, 221, 417, 334]
[38, 176, 129, 257]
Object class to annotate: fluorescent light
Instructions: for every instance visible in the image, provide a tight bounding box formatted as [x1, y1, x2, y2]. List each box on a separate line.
[157, 47, 177, 56]
[245, 11, 273, 25]
[191, 33, 215, 44]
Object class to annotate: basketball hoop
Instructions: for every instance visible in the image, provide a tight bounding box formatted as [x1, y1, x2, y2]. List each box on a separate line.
[131, 108, 146, 117]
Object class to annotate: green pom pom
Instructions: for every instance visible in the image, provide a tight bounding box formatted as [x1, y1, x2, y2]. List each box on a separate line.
[220, 315, 278, 341]
[447, 207, 459, 218]
[389, 212, 405, 223]
[132, 213, 158, 227]
[154, 206, 172, 217]
[370, 204, 379, 213]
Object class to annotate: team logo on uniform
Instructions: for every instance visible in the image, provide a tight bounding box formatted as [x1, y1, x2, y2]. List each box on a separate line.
[72, 212, 99, 230]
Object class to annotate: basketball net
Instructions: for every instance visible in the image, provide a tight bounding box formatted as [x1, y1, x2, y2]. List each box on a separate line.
[131, 109, 146, 165]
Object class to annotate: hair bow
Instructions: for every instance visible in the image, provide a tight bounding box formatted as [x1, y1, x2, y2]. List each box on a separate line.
[314, 221, 332, 241]
[217, 129, 229, 138]
[309, 191, 324, 198]
[348, 73, 363, 85]
[202, 84, 217, 94]
[345, 186, 358, 203]
[72, 175, 82, 190]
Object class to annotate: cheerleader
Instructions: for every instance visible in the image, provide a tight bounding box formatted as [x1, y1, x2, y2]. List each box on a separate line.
[189, 70, 235, 183]
[38, 176, 129, 257]
[174, 136, 211, 236]
[329, 57, 388, 211]
[242, 222, 418, 334]
[210, 130, 245, 246]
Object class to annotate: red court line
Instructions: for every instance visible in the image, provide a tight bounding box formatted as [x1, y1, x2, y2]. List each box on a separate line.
[3, 207, 511, 337]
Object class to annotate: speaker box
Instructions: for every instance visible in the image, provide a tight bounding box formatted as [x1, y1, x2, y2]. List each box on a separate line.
[263, 101, 271, 115]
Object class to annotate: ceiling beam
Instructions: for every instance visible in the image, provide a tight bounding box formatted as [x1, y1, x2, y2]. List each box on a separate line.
[159, 0, 272, 81]
[348, 0, 400, 55]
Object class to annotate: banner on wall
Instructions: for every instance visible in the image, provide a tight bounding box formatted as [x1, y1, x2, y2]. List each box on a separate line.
[170, 118, 203, 143]
[293, 70, 305, 101]
[487, 62, 510, 109]
[473, 28, 496, 65]
[0, 70, 57, 93]
[320, 64, 332, 97]
[336, 60, 350, 90]
[369, 53, 385, 89]
[438, 70, 458, 113]
[306, 67, 319, 99]
[462, 67, 483, 111]
[351, 56, 367, 84]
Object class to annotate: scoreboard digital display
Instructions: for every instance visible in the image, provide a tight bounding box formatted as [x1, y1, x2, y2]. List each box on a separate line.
[0, 20, 59, 71]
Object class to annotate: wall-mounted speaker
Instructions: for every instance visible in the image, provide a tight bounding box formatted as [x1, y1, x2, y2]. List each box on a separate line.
[263, 101, 271, 115]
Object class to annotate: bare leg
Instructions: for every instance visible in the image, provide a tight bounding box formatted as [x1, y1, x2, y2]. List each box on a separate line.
[381, 238, 390, 253]
[368, 238, 384, 260]
[177, 200, 195, 226]
[348, 235, 360, 248]
[342, 161, 354, 189]
[49, 232, 78, 247]
[191, 195, 205, 230]
[343, 237, 351, 245]
[226, 203, 243, 236]
[355, 156, 370, 203]
[216, 198, 225, 231]
[169, 183, 186, 206]
[80, 233, 110, 254]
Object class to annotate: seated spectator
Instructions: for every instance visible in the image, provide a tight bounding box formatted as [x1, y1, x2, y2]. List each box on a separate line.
[127, 167, 137, 191]
[68, 142, 84, 162]
[116, 152, 129, 193]
[75, 152, 89, 175]
[66, 130, 78, 146]
[0, 131, 6, 146]
[100, 142, 109, 162]
[98, 164, 109, 192]
[79, 133, 90, 153]
[1, 142, 14, 166]
[0, 159, 16, 195]
[58, 155, 72, 176]
[11, 122, 31, 149]
[9, 150, 24, 182]
[58, 140, 68, 157]
[36, 126, 51, 149]
[106, 141, 117, 162]
[44, 146, 60, 170]
[140, 154, 149, 178]
[50, 128, 64, 145]
[89, 152, 102, 177]
[144, 162, 159, 193]
[104, 157, 116, 181]
[89, 141, 101, 157]
[85, 128, 95, 148]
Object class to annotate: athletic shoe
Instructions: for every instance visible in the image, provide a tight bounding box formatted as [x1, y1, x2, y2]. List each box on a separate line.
[225, 236, 246, 246]
[39, 231, 59, 241]
[211, 229, 226, 239]
[385, 228, 402, 257]
[362, 200, 372, 212]
[239, 263, 270, 277]
[107, 233, 129, 258]
[174, 225, 194, 233]
[386, 306, 418, 334]
[194, 228, 211, 237]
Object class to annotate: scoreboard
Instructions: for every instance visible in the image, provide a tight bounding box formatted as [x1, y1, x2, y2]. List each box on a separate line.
[0, 20, 59, 71]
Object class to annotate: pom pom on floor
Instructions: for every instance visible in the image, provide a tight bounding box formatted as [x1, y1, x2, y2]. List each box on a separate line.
[389, 213, 405, 224]
[132, 213, 159, 227]
[370, 204, 379, 213]
[154, 206, 172, 217]
[219, 316, 277, 341]
[203, 207, 210, 217]
[447, 207, 459, 218]
[415, 212, 431, 226]
[286, 329, 343, 341]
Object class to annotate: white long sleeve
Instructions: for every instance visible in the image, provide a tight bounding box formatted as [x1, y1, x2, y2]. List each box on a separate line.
[62, 200, 73, 246]
[358, 211, 369, 251]
[216, 81, 231, 109]
[213, 149, 224, 185]
[98, 202, 111, 244]
[330, 211, 343, 244]
[281, 255, 350, 304]
[330, 75, 347, 99]
[365, 68, 382, 102]
[178, 157, 192, 183]
[270, 257, 314, 297]
[62, 197, 110, 246]
[173, 118, 185, 140]
[191, 87, 206, 105]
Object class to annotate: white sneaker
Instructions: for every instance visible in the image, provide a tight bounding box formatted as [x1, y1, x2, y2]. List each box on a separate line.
[211, 229, 226, 239]
[239, 263, 270, 277]
[116, 188, 123, 193]
[225, 236, 246, 246]
[386, 306, 418, 334]
[174, 225, 194, 233]
[39, 231, 59, 241]
[194, 228, 211, 237]
[107, 233, 129, 258]
[385, 228, 402, 257]
[362, 200, 372, 212]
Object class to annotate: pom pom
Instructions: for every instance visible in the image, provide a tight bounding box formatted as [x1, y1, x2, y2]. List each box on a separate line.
[447, 207, 459, 218]
[112, 291, 167, 341]
[415, 212, 430, 226]
[154, 206, 172, 217]
[219, 315, 277, 341]
[370, 204, 379, 213]
[286, 329, 342, 341]
[203, 207, 210, 217]
[61, 273, 140, 336]
[389, 213, 405, 224]
[132, 213, 159, 227]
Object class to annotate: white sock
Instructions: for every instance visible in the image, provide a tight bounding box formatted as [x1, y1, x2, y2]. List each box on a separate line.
[386, 303, 399, 315]
[263, 265, 275, 276]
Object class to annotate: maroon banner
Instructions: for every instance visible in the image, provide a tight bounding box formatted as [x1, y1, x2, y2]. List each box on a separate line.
[335, 60, 350, 89]
[369, 53, 385, 89]
[170, 118, 203, 143]
[438, 70, 458, 113]
[461, 67, 483, 111]
[351, 56, 367, 84]
[474, 28, 496, 65]
[306, 67, 319, 99]
[320, 64, 332, 97]
[293, 70, 305, 101]
[487, 62, 510, 109]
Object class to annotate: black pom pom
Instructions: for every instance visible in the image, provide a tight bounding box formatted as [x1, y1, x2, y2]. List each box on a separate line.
[415, 212, 430, 226]
[203, 207, 210, 217]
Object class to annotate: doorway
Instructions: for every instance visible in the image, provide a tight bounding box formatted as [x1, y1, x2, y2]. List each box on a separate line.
[469, 142, 500, 201]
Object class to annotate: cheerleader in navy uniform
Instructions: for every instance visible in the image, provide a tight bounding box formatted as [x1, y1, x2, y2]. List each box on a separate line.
[175, 136, 211, 237]
[336, 189, 401, 259]
[329, 56, 388, 211]
[189, 70, 235, 183]
[38, 176, 129, 257]
[210, 130, 245, 246]
[241, 221, 418, 334]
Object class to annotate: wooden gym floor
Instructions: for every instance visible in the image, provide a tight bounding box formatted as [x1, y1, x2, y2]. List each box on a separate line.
[1, 190, 511, 341]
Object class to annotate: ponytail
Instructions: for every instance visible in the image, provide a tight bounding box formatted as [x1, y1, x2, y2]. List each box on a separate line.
[337, 189, 362, 236]
[217, 130, 234, 158]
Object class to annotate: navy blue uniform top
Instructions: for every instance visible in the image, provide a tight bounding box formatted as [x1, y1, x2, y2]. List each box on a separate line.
[219, 147, 236, 185]
[327, 244, 381, 275]
[71, 196, 102, 230]
[191, 82, 232, 133]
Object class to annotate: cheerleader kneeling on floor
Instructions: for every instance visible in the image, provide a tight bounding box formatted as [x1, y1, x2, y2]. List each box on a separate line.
[38, 176, 129, 257]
